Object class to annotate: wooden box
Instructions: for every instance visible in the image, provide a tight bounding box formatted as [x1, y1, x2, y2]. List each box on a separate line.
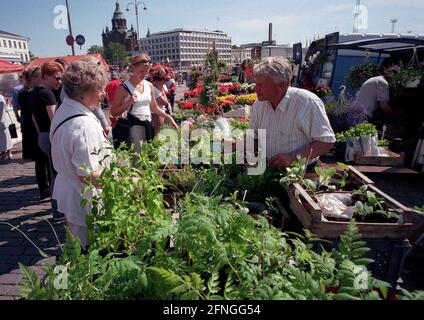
[354, 150, 405, 166]
[287, 182, 414, 240]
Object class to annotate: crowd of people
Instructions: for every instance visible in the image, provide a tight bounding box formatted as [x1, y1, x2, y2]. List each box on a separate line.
[2, 54, 339, 247]
[2, 54, 179, 246]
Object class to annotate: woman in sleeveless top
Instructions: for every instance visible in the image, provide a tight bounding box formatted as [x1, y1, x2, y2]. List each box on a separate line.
[111, 54, 178, 153]
[150, 65, 171, 134]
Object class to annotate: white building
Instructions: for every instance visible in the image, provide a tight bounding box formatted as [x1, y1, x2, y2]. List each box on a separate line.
[232, 47, 252, 64]
[140, 28, 232, 71]
[0, 30, 30, 63]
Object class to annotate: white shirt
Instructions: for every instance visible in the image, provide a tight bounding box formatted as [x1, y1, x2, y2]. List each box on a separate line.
[249, 87, 336, 160]
[50, 98, 112, 226]
[353, 76, 390, 117]
[154, 85, 170, 111]
[124, 80, 152, 121]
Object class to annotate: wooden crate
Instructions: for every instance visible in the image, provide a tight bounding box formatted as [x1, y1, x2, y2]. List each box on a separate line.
[304, 164, 375, 188]
[354, 150, 405, 166]
[287, 182, 414, 239]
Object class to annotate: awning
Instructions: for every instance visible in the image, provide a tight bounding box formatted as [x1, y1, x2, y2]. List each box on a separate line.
[25, 53, 109, 71]
[0, 59, 25, 74]
[327, 37, 424, 54]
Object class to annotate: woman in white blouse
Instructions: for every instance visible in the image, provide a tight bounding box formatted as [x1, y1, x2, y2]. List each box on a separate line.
[111, 54, 177, 153]
[50, 60, 111, 248]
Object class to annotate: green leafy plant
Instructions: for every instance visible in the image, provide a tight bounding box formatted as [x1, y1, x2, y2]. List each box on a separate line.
[415, 205, 424, 212]
[17, 145, 422, 301]
[345, 63, 383, 91]
[390, 66, 424, 97]
[352, 185, 399, 223]
[336, 122, 378, 142]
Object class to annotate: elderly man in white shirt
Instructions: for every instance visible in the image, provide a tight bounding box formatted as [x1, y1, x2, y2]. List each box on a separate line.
[50, 60, 112, 248]
[250, 57, 336, 169]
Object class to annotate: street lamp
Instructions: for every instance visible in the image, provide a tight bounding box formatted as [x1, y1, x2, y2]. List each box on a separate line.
[390, 19, 398, 34]
[126, 1, 147, 53]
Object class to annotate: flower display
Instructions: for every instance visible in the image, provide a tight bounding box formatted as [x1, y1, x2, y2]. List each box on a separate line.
[235, 93, 257, 106]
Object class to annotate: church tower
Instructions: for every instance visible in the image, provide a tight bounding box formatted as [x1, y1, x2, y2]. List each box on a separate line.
[112, 0, 127, 31]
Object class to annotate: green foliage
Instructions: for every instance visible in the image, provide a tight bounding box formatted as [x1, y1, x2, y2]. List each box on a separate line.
[230, 119, 250, 133]
[87, 45, 104, 55]
[173, 109, 204, 124]
[29, 51, 38, 61]
[336, 122, 378, 142]
[18, 146, 422, 301]
[390, 66, 424, 97]
[398, 289, 424, 300]
[84, 146, 171, 255]
[280, 157, 309, 189]
[104, 42, 130, 67]
[415, 205, 424, 212]
[345, 63, 382, 91]
[189, 69, 202, 90]
[353, 186, 399, 223]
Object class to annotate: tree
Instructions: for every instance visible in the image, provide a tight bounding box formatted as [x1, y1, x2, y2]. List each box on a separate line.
[87, 45, 104, 55]
[29, 51, 38, 61]
[231, 45, 240, 49]
[104, 43, 130, 67]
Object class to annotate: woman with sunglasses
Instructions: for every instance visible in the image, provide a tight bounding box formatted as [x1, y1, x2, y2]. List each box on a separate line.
[19, 67, 51, 200]
[29, 61, 64, 203]
[111, 54, 178, 153]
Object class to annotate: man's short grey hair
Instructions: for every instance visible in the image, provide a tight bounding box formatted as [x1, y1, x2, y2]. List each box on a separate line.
[63, 60, 109, 99]
[253, 57, 293, 85]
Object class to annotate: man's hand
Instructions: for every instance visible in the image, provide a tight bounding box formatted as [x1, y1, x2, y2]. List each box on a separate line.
[268, 153, 296, 169]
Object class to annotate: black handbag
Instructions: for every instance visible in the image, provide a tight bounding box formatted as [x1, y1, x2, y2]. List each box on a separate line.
[5, 109, 18, 139]
[112, 117, 132, 149]
[112, 83, 135, 149]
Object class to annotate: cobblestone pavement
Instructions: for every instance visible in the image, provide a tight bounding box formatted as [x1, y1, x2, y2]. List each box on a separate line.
[0, 144, 66, 300]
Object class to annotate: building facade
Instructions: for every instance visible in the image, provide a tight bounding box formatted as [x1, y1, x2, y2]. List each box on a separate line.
[102, 1, 139, 54]
[140, 28, 232, 71]
[231, 47, 252, 64]
[0, 30, 30, 63]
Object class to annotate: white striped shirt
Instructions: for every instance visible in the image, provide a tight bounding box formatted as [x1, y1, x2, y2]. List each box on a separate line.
[249, 87, 336, 160]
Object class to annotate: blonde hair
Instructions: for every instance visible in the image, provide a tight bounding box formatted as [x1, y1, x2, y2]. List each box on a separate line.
[63, 60, 109, 99]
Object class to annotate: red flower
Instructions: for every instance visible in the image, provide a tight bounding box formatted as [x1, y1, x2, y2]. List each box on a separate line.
[206, 108, 213, 114]
[219, 86, 229, 96]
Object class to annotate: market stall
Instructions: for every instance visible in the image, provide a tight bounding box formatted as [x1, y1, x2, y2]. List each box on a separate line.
[0, 59, 24, 97]
[25, 53, 109, 71]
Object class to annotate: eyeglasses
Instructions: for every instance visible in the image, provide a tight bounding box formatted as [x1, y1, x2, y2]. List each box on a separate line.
[135, 61, 151, 66]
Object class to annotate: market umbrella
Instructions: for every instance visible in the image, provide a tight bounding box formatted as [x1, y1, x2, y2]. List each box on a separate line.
[0, 60, 25, 74]
[26, 53, 110, 71]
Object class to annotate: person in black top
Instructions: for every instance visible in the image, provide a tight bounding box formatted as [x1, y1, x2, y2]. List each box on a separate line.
[29, 61, 64, 201]
[19, 67, 51, 200]
[53, 58, 69, 108]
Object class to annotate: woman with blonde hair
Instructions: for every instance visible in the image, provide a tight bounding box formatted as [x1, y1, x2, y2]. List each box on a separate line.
[50, 60, 111, 247]
[111, 54, 178, 152]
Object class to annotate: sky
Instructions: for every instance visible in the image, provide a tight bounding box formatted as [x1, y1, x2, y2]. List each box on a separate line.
[1, 0, 423, 57]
